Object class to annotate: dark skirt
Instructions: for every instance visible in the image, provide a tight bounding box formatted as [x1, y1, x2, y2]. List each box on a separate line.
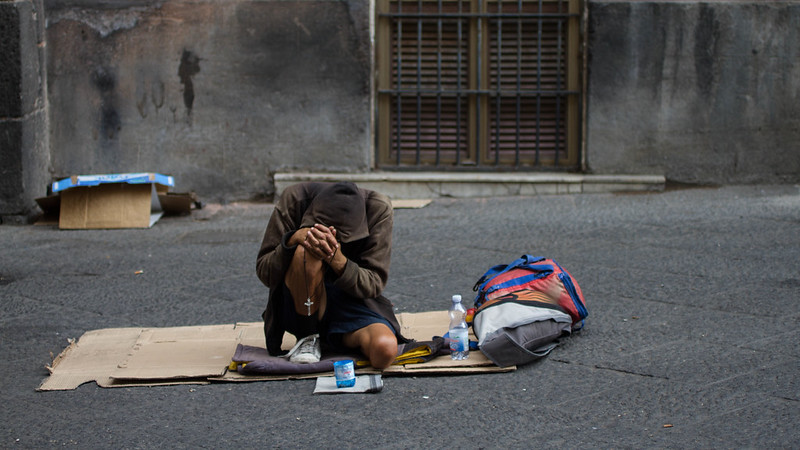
[278, 281, 395, 354]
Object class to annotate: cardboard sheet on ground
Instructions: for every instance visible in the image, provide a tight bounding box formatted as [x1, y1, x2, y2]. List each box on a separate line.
[39, 311, 514, 391]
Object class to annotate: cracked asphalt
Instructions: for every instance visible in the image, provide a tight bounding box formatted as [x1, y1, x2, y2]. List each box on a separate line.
[1, 184, 799, 448]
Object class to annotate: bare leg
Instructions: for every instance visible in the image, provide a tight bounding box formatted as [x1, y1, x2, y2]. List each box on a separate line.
[284, 246, 327, 320]
[342, 323, 398, 370]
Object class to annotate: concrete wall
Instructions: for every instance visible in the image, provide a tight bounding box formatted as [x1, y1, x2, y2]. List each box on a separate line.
[586, 1, 800, 184]
[0, 0, 50, 223]
[44, 0, 373, 202]
[1, 0, 799, 221]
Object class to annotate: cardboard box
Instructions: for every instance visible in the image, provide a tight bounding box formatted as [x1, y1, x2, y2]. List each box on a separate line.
[37, 173, 187, 229]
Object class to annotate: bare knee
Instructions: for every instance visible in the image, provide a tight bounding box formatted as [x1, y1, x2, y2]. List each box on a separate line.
[368, 333, 398, 370]
[342, 324, 398, 370]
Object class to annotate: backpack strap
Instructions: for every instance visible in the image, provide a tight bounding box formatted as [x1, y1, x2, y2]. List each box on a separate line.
[472, 263, 509, 292]
[472, 255, 548, 306]
[472, 255, 546, 289]
[553, 260, 589, 323]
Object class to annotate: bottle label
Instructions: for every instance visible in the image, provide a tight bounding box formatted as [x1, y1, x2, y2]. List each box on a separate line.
[449, 328, 468, 352]
[334, 360, 356, 388]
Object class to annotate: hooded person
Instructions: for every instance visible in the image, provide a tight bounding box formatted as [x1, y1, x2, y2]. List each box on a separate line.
[256, 182, 409, 369]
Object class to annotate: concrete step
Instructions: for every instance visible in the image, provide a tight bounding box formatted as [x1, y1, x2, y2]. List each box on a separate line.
[274, 172, 666, 199]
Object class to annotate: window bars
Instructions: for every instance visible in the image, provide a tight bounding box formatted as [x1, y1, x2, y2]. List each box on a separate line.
[377, 0, 581, 169]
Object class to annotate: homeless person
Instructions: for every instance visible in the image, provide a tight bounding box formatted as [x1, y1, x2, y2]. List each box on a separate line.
[256, 181, 408, 369]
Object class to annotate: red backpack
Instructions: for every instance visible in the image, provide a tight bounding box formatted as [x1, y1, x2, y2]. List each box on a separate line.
[473, 254, 588, 326]
[471, 255, 588, 367]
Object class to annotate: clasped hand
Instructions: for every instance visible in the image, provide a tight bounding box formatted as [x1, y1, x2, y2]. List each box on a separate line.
[299, 224, 339, 262]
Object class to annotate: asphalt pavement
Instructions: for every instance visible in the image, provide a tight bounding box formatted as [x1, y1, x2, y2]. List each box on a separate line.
[1, 184, 799, 448]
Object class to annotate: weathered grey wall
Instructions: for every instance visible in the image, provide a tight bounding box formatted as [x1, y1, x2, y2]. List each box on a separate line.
[2, 0, 799, 221]
[586, 1, 800, 184]
[0, 0, 50, 222]
[44, 0, 372, 202]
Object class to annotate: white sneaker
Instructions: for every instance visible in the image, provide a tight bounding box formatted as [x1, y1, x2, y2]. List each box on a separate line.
[286, 334, 321, 364]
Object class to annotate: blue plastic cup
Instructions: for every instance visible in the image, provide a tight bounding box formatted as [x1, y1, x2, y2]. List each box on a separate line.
[333, 360, 356, 388]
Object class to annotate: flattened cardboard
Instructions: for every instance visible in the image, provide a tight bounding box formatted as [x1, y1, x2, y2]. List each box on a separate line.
[391, 199, 431, 209]
[39, 327, 145, 391]
[39, 311, 513, 391]
[379, 311, 511, 375]
[110, 325, 241, 382]
[398, 310, 452, 341]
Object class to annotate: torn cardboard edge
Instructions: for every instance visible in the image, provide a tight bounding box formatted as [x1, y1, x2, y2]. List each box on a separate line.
[35, 173, 199, 229]
[38, 312, 514, 391]
[391, 199, 431, 209]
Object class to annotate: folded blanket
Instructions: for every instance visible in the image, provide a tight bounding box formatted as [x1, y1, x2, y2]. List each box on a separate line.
[230, 345, 352, 375]
[231, 337, 449, 375]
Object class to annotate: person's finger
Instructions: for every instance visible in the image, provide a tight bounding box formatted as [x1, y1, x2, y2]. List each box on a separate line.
[308, 226, 334, 255]
[312, 224, 338, 252]
[305, 229, 320, 246]
[312, 223, 333, 238]
[300, 240, 327, 261]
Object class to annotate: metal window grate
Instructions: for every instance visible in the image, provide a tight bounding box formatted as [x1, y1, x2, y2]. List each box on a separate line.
[376, 0, 581, 170]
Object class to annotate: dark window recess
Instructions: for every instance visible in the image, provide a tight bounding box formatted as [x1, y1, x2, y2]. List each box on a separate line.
[377, 0, 582, 170]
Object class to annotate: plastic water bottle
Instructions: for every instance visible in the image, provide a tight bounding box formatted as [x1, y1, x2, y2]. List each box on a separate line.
[449, 294, 470, 360]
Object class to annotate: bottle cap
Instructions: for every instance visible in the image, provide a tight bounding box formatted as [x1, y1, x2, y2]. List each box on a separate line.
[452, 294, 462, 302]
